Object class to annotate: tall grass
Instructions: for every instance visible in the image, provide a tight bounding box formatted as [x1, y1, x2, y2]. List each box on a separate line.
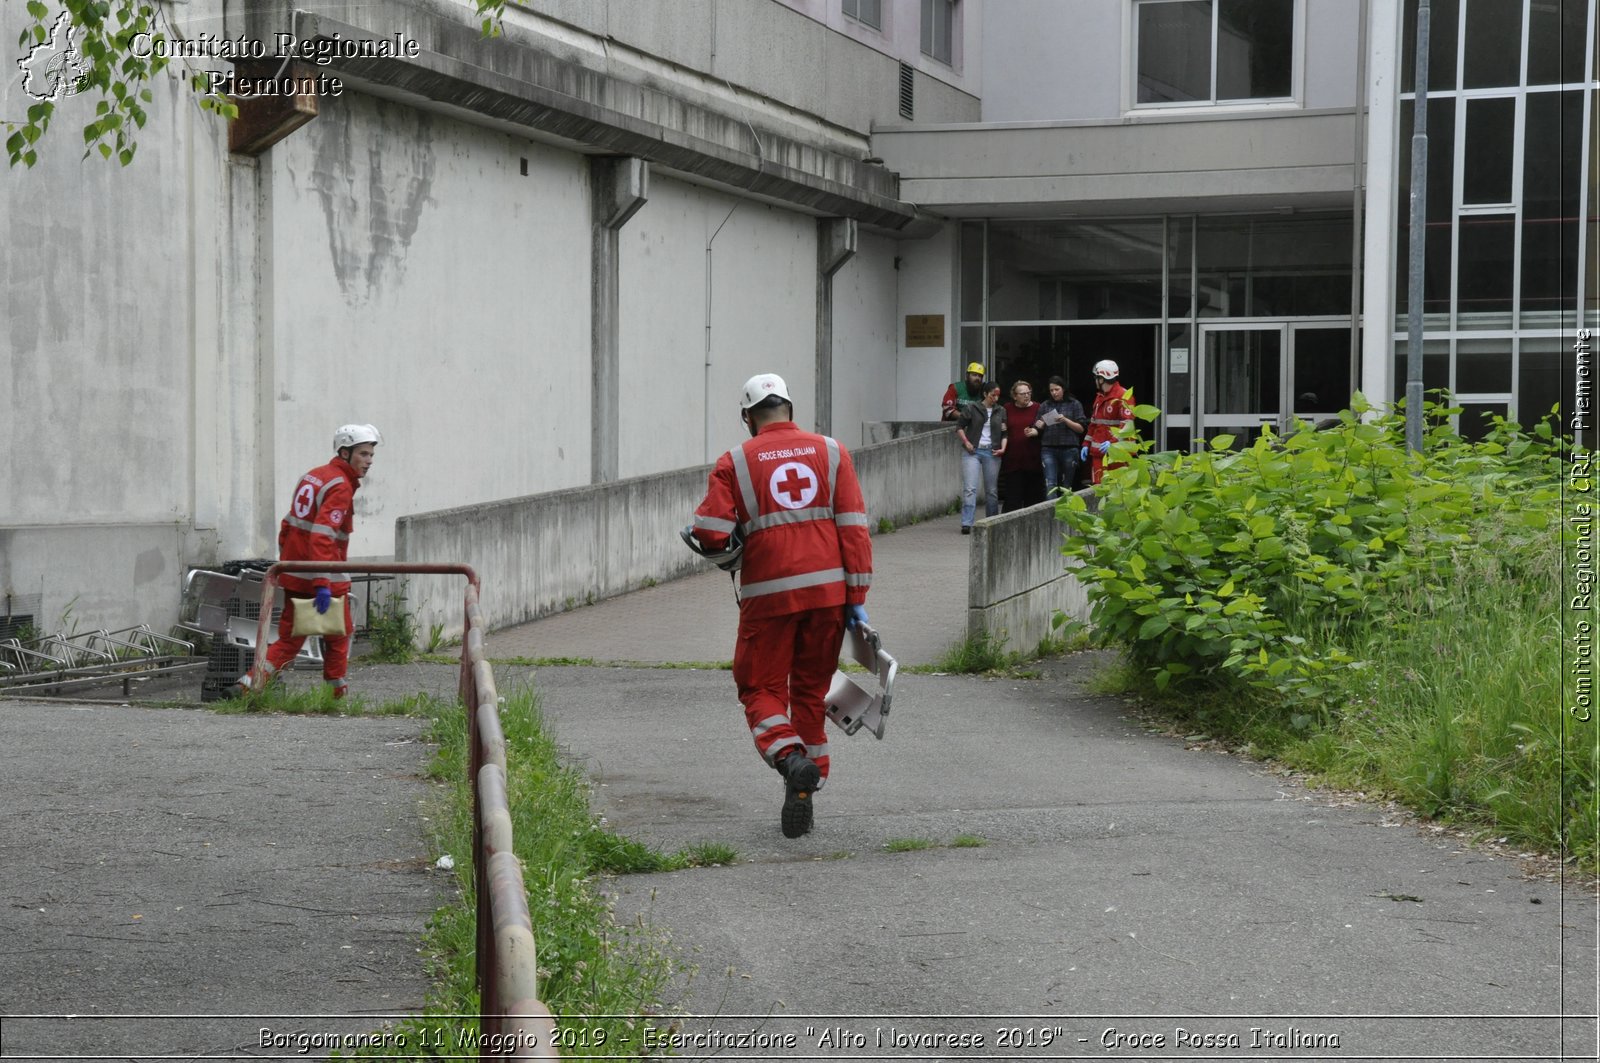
[1312, 535, 1594, 868]
[1113, 523, 1597, 874]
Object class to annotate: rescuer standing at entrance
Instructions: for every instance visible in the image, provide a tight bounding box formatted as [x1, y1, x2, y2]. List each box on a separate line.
[1083, 359, 1133, 485]
[689, 374, 873, 838]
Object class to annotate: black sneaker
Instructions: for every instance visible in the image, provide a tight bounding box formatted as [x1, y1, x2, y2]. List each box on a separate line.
[778, 753, 821, 838]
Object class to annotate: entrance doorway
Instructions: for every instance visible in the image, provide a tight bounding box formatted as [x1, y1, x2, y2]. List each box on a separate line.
[988, 322, 1157, 428]
[1172, 322, 1353, 449]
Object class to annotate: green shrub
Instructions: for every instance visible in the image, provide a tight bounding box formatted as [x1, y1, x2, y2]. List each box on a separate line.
[1060, 396, 1596, 869]
[1058, 395, 1562, 700]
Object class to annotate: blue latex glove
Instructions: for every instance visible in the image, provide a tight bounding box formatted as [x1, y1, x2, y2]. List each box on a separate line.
[1095, 440, 1112, 455]
[845, 604, 869, 631]
[314, 586, 332, 614]
[1079, 445, 1089, 462]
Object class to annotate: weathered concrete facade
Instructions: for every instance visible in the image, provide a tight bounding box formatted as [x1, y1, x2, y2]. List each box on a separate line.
[0, 0, 975, 634]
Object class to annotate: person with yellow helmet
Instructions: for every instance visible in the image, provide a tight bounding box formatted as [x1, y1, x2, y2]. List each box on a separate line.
[940, 360, 987, 421]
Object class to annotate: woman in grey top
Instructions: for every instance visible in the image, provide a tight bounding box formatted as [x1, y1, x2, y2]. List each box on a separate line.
[1035, 375, 1086, 497]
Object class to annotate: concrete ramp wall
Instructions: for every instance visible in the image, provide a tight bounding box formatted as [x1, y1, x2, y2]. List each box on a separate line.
[967, 490, 1098, 655]
[396, 426, 963, 639]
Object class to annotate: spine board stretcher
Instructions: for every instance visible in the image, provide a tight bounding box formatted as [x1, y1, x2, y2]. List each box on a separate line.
[825, 623, 897, 739]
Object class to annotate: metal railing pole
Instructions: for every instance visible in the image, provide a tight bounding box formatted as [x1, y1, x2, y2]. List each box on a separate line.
[245, 561, 557, 1058]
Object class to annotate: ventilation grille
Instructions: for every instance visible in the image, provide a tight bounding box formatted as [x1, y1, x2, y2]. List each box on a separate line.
[1, 593, 42, 640]
[898, 62, 914, 120]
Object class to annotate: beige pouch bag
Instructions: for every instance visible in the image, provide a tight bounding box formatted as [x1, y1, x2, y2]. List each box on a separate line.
[289, 596, 349, 638]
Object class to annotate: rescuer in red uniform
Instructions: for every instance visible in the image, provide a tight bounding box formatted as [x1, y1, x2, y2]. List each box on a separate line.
[232, 424, 380, 700]
[1082, 360, 1133, 484]
[690, 374, 873, 838]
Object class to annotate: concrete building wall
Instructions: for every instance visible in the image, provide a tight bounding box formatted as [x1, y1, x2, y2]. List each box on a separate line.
[981, 0, 1359, 123]
[0, 0, 231, 633]
[618, 173, 820, 471]
[521, 0, 980, 139]
[262, 91, 593, 563]
[893, 223, 960, 421]
[0, 0, 930, 639]
[979, 0, 1123, 121]
[830, 231, 901, 448]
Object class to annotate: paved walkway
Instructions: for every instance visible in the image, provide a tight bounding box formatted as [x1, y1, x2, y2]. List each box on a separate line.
[0, 699, 443, 1061]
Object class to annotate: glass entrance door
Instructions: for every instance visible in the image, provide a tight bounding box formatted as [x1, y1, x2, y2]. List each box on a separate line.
[1198, 323, 1285, 448]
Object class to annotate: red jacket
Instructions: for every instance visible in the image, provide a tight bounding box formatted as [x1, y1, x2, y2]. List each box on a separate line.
[692, 421, 873, 620]
[277, 455, 361, 595]
[1087, 383, 1132, 448]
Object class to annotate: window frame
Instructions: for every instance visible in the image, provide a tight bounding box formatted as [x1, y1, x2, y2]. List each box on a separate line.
[1127, 0, 1306, 114]
[921, 0, 956, 67]
[843, 0, 882, 32]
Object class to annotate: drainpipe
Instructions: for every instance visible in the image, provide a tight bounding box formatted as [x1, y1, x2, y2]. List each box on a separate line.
[705, 202, 740, 460]
[815, 218, 858, 437]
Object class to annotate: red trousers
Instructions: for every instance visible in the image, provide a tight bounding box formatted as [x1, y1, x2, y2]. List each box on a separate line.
[263, 595, 352, 686]
[733, 607, 845, 782]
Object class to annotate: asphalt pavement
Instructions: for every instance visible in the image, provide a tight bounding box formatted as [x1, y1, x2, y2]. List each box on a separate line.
[3, 511, 1596, 1061]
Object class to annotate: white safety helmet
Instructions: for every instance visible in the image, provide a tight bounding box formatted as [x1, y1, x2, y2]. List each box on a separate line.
[1092, 360, 1120, 381]
[333, 423, 382, 451]
[740, 373, 792, 410]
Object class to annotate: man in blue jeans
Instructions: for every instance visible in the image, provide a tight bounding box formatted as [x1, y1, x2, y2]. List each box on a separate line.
[955, 382, 1008, 534]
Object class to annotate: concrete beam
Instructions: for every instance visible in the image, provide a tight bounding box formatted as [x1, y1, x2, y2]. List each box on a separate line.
[269, 5, 925, 233]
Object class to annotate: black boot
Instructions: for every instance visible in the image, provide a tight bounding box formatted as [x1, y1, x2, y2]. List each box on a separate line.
[777, 752, 820, 838]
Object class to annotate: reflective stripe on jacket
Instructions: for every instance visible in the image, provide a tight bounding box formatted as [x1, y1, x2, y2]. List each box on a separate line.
[692, 421, 873, 620]
[1087, 383, 1132, 447]
[277, 456, 360, 594]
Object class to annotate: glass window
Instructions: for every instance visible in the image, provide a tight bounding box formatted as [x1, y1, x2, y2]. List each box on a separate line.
[1455, 337, 1513, 392]
[1462, 0, 1524, 89]
[1216, 0, 1294, 99]
[1138, 1, 1213, 103]
[1196, 214, 1353, 318]
[1457, 215, 1518, 326]
[843, 0, 882, 30]
[959, 325, 984, 373]
[1291, 326, 1354, 414]
[1392, 339, 1451, 403]
[1528, 0, 1591, 85]
[921, 0, 954, 64]
[1521, 90, 1585, 322]
[1457, 401, 1508, 441]
[1401, 0, 1460, 93]
[1517, 339, 1565, 430]
[1167, 323, 1194, 419]
[1136, 0, 1293, 105]
[960, 222, 984, 322]
[1395, 98, 1456, 322]
[1462, 97, 1516, 204]
[986, 220, 1165, 321]
[1204, 328, 1282, 415]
